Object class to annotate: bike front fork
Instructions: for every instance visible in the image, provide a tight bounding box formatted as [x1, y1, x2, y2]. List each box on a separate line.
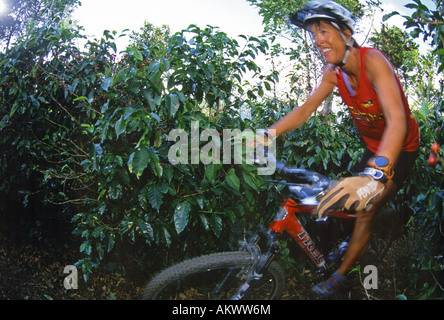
[240, 228, 280, 271]
[231, 229, 280, 299]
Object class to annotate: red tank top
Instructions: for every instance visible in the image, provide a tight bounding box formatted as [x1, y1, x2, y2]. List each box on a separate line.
[335, 47, 419, 153]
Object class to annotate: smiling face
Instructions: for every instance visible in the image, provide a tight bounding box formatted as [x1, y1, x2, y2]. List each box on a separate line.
[308, 20, 352, 65]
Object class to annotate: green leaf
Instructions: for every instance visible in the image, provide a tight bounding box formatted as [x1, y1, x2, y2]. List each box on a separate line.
[130, 47, 143, 61]
[147, 183, 163, 211]
[148, 148, 163, 177]
[308, 157, 316, 167]
[142, 89, 156, 109]
[108, 182, 122, 200]
[115, 115, 127, 138]
[174, 201, 191, 234]
[205, 163, 219, 183]
[80, 241, 92, 255]
[117, 169, 130, 187]
[242, 170, 260, 191]
[101, 77, 112, 91]
[382, 11, 399, 22]
[421, 100, 429, 120]
[107, 232, 116, 252]
[434, 48, 444, 56]
[73, 96, 88, 102]
[163, 165, 174, 184]
[163, 228, 172, 247]
[97, 188, 106, 201]
[149, 112, 161, 123]
[405, 3, 418, 9]
[135, 219, 154, 242]
[10, 103, 19, 117]
[226, 168, 240, 191]
[58, 191, 68, 200]
[168, 93, 180, 117]
[209, 214, 222, 237]
[148, 62, 163, 94]
[123, 106, 136, 120]
[128, 148, 150, 178]
[199, 214, 209, 231]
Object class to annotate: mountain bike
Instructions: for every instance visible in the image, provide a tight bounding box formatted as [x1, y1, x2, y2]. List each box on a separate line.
[143, 152, 400, 300]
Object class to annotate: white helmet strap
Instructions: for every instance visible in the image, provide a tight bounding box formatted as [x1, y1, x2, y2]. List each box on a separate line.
[330, 21, 354, 67]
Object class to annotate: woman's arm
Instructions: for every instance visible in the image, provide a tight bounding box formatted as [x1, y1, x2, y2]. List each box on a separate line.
[268, 67, 337, 137]
[365, 49, 408, 166]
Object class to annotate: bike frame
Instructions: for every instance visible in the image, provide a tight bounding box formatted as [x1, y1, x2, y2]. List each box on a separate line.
[269, 198, 357, 269]
[234, 196, 358, 299]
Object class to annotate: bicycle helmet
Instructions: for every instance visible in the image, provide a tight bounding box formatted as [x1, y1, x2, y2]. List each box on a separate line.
[289, 1, 356, 67]
[290, 0, 355, 33]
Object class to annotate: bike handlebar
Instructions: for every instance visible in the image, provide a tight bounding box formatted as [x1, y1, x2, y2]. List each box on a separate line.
[254, 148, 333, 202]
[259, 148, 331, 186]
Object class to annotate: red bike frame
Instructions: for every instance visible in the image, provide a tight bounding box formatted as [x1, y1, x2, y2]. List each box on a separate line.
[269, 198, 356, 268]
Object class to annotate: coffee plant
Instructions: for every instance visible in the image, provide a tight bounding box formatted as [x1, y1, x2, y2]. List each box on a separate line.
[0, 23, 279, 278]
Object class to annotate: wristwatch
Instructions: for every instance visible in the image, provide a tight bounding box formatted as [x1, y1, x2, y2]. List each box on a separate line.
[364, 156, 394, 183]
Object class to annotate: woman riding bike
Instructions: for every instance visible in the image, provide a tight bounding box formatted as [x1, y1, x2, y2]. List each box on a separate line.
[263, 1, 419, 298]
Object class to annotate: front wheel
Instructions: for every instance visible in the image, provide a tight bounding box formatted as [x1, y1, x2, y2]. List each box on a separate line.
[143, 251, 286, 300]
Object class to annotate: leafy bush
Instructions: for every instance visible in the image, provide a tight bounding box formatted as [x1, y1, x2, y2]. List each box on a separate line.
[395, 97, 444, 299]
[0, 24, 277, 278]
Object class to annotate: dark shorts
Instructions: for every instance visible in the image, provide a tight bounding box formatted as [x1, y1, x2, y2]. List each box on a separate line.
[354, 148, 418, 189]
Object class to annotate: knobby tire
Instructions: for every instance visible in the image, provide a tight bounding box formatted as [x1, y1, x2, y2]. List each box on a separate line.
[143, 251, 286, 300]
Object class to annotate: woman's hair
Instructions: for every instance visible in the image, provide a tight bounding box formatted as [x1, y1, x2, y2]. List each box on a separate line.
[307, 18, 359, 48]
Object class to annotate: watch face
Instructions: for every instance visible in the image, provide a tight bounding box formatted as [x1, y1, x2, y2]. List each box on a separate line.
[375, 156, 389, 167]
